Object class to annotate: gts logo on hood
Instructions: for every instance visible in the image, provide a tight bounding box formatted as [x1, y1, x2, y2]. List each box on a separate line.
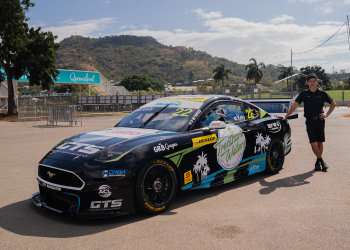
[56, 142, 105, 154]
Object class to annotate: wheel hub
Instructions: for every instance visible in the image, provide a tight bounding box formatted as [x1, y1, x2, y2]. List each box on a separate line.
[153, 180, 162, 191]
[272, 151, 278, 159]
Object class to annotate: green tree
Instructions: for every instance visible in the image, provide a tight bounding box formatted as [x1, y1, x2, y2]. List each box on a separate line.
[277, 66, 296, 89]
[212, 64, 233, 89]
[119, 74, 165, 92]
[245, 58, 265, 86]
[0, 0, 60, 115]
[295, 65, 331, 90]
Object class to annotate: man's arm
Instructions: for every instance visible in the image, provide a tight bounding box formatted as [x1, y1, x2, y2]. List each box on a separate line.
[279, 102, 299, 120]
[319, 100, 336, 120]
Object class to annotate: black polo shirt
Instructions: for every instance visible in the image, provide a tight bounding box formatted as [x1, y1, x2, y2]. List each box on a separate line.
[295, 89, 333, 118]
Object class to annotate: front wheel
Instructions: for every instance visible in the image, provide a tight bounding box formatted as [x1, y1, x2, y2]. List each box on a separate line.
[135, 159, 177, 214]
[265, 139, 285, 174]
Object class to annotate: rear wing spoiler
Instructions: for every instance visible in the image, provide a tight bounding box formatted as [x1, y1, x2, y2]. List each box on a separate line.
[246, 95, 299, 119]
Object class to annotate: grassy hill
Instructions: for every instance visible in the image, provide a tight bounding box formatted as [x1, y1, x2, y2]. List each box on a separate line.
[56, 35, 281, 85]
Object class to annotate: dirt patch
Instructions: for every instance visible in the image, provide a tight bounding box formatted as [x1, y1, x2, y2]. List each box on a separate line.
[0, 114, 18, 122]
[341, 114, 350, 118]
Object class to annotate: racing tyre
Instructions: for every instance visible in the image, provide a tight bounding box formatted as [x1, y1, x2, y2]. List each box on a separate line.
[265, 139, 285, 174]
[135, 159, 177, 214]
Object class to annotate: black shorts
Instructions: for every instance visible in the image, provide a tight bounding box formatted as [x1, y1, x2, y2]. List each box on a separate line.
[305, 119, 325, 143]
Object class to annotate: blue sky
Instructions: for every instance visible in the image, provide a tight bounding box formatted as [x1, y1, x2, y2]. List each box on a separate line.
[28, 0, 350, 73]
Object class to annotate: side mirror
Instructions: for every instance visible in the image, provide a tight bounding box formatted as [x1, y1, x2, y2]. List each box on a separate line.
[209, 121, 226, 130]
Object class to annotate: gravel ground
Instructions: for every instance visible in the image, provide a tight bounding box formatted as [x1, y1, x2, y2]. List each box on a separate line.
[0, 109, 349, 250]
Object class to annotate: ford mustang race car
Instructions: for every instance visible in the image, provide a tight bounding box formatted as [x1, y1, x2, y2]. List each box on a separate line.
[31, 95, 293, 218]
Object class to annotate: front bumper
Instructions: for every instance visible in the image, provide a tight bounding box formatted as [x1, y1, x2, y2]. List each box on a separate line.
[31, 180, 136, 219]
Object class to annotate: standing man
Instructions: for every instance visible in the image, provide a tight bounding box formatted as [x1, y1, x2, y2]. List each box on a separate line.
[281, 73, 336, 171]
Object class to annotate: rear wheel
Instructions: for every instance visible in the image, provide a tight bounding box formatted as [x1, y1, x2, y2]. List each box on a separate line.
[265, 139, 285, 174]
[135, 159, 177, 214]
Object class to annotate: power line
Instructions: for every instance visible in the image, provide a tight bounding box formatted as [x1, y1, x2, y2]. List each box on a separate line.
[293, 21, 347, 55]
[347, 15, 350, 50]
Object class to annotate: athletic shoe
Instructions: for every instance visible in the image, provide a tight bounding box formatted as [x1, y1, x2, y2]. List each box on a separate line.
[314, 160, 321, 171]
[320, 160, 329, 172]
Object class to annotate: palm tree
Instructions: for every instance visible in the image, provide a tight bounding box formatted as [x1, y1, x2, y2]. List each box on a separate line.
[245, 58, 265, 86]
[213, 64, 233, 89]
[278, 66, 295, 90]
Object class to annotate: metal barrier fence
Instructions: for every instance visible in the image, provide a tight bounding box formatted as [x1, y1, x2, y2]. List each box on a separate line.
[18, 96, 74, 105]
[48, 105, 82, 126]
[0, 99, 7, 112]
[77, 94, 168, 104]
[81, 104, 132, 115]
[18, 104, 132, 124]
[18, 105, 49, 122]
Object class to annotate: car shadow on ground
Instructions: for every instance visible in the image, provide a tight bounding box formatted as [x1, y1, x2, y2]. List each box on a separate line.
[0, 170, 315, 238]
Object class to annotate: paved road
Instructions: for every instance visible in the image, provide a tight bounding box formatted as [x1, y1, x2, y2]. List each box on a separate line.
[0, 110, 350, 249]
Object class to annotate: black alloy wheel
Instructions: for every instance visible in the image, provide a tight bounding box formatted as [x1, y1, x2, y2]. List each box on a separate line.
[265, 139, 285, 174]
[135, 159, 177, 214]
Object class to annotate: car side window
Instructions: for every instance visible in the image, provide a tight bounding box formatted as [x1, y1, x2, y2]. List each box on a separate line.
[198, 103, 245, 128]
[244, 104, 260, 120]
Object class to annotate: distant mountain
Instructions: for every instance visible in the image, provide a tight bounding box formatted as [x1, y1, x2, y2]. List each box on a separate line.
[56, 35, 281, 84]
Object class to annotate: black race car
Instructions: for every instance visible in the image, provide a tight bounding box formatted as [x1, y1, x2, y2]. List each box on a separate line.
[31, 95, 293, 218]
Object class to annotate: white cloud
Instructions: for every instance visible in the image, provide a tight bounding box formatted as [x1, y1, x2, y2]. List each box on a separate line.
[317, 21, 344, 25]
[191, 8, 222, 19]
[118, 15, 350, 72]
[174, 29, 188, 33]
[43, 18, 116, 42]
[143, 24, 152, 29]
[104, 1, 110, 3]
[120, 25, 137, 29]
[343, 0, 350, 3]
[270, 15, 295, 24]
[28, 20, 47, 29]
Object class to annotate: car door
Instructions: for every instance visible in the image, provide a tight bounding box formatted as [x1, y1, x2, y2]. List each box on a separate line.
[240, 102, 270, 175]
[179, 101, 249, 189]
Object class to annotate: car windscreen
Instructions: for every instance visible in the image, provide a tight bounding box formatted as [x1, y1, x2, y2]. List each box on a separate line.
[115, 107, 197, 132]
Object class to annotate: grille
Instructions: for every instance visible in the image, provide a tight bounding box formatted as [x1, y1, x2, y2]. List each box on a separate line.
[39, 185, 79, 212]
[38, 165, 84, 189]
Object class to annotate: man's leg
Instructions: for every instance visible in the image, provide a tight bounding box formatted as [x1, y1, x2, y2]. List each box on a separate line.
[317, 142, 323, 156]
[311, 142, 322, 159]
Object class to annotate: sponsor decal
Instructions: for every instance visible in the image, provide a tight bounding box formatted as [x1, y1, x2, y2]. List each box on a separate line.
[153, 143, 178, 153]
[47, 171, 56, 178]
[250, 165, 260, 170]
[154, 159, 174, 171]
[154, 101, 182, 107]
[210, 122, 221, 127]
[156, 96, 211, 102]
[89, 200, 122, 211]
[135, 107, 154, 112]
[267, 121, 281, 133]
[214, 124, 246, 171]
[56, 142, 105, 155]
[254, 133, 271, 154]
[184, 170, 193, 184]
[189, 109, 201, 125]
[193, 152, 210, 182]
[88, 127, 159, 139]
[102, 169, 126, 177]
[39, 180, 61, 191]
[192, 134, 217, 148]
[144, 202, 165, 212]
[98, 185, 112, 198]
